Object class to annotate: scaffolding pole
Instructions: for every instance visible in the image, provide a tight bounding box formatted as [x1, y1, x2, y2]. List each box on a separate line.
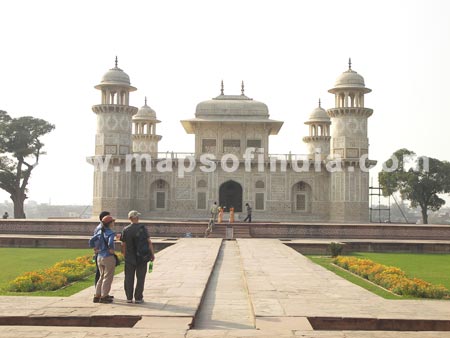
[369, 186, 391, 223]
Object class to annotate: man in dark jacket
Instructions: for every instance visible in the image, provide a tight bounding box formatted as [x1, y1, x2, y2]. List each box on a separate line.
[121, 210, 155, 304]
[243, 203, 252, 223]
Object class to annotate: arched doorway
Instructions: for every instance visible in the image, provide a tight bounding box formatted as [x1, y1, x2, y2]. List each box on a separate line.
[150, 179, 169, 211]
[291, 181, 312, 213]
[219, 180, 243, 212]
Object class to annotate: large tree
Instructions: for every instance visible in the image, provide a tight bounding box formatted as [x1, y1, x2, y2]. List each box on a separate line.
[0, 111, 55, 218]
[379, 148, 450, 224]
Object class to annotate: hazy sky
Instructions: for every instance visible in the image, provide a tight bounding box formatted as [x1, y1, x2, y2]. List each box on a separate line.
[0, 0, 449, 206]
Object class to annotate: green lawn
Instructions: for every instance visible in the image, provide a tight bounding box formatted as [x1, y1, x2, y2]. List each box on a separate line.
[0, 248, 124, 297]
[308, 252, 450, 300]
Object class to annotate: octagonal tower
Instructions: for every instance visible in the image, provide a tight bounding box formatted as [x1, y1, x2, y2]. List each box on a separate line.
[91, 58, 138, 218]
[327, 59, 375, 222]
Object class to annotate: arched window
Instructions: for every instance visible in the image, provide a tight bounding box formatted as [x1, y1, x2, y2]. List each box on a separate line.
[294, 182, 306, 191]
[348, 93, 355, 107]
[156, 179, 166, 189]
[197, 179, 207, 209]
[339, 93, 345, 107]
[255, 180, 265, 210]
[318, 125, 323, 136]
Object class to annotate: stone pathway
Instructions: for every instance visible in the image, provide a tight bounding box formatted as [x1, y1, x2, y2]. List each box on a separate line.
[194, 240, 254, 329]
[1, 238, 450, 337]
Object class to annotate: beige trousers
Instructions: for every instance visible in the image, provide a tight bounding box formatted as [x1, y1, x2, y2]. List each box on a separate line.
[95, 255, 116, 297]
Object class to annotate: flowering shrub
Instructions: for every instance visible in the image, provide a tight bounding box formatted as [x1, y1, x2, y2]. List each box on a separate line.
[329, 242, 344, 257]
[334, 256, 449, 299]
[53, 256, 97, 282]
[8, 254, 98, 292]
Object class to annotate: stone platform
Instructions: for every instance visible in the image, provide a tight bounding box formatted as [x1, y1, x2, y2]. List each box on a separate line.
[1, 239, 450, 337]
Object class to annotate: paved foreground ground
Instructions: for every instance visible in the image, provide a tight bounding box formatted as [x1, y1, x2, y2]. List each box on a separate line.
[1, 238, 450, 337]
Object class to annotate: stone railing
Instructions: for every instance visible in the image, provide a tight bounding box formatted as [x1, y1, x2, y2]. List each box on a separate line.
[1, 219, 450, 240]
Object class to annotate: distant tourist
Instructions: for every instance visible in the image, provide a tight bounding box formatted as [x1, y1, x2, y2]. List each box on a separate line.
[205, 217, 214, 238]
[121, 210, 155, 304]
[89, 214, 117, 303]
[210, 201, 218, 221]
[2, 212, 9, 219]
[229, 206, 235, 223]
[217, 206, 224, 223]
[92, 211, 110, 287]
[243, 203, 252, 223]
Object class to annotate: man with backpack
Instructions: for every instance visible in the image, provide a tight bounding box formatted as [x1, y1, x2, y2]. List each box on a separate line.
[93, 211, 111, 287]
[121, 210, 155, 304]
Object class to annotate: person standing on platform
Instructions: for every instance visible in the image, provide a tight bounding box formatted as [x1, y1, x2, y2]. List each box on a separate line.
[205, 217, 214, 238]
[229, 206, 235, 223]
[89, 215, 117, 303]
[121, 210, 155, 304]
[217, 206, 224, 223]
[93, 211, 111, 287]
[210, 201, 219, 222]
[243, 203, 252, 223]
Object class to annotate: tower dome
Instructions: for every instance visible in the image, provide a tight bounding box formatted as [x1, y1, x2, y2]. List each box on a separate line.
[132, 97, 162, 155]
[303, 100, 331, 159]
[334, 69, 365, 88]
[329, 59, 371, 94]
[94, 57, 136, 91]
[133, 98, 158, 121]
[307, 100, 330, 122]
[100, 67, 130, 86]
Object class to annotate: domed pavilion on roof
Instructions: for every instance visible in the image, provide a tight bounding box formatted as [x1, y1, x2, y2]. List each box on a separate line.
[89, 58, 376, 222]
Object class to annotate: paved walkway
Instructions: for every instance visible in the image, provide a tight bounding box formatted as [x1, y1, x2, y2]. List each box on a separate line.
[1, 238, 450, 337]
[239, 239, 450, 320]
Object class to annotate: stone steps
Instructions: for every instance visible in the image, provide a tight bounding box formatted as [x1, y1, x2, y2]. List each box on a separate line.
[208, 224, 251, 238]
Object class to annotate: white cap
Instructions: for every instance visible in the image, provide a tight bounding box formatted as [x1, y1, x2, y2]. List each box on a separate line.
[128, 210, 141, 218]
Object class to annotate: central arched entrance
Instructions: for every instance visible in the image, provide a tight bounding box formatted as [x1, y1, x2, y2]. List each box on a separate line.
[219, 180, 243, 212]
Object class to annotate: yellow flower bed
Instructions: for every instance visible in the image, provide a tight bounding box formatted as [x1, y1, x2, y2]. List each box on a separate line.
[333, 256, 449, 299]
[8, 253, 123, 292]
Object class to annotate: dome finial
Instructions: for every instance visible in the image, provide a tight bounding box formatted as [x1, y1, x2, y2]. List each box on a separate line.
[221, 80, 224, 95]
[115, 56, 118, 68]
[241, 80, 245, 95]
[318, 98, 321, 108]
[348, 57, 352, 70]
[145, 96, 147, 106]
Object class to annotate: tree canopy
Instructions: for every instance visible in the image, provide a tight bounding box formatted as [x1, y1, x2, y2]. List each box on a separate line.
[379, 148, 450, 224]
[0, 110, 55, 218]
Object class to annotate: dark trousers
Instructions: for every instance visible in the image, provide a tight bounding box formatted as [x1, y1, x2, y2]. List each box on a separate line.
[124, 262, 147, 301]
[243, 214, 252, 223]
